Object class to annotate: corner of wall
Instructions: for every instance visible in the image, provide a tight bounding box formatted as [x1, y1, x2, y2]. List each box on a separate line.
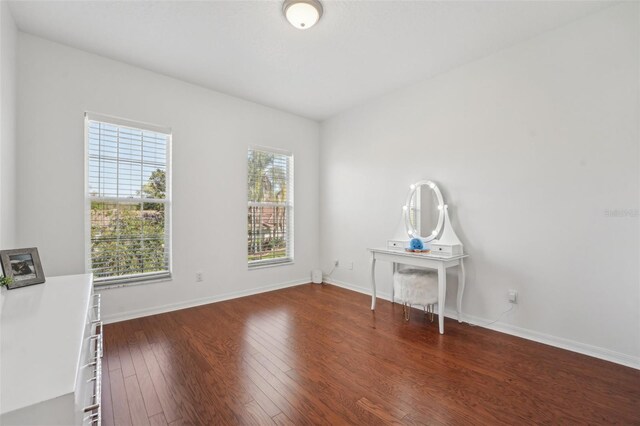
[0, 1, 18, 249]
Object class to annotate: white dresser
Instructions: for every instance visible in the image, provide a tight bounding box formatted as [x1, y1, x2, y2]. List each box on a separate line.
[0, 274, 103, 425]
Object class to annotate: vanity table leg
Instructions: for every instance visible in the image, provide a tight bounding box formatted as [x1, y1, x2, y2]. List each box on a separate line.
[391, 262, 397, 304]
[456, 260, 466, 323]
[437, 263, 446, 334]
[370, 254, 377, 311]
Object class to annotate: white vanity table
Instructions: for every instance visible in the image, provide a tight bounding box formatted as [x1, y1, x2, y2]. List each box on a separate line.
[368, 248, 467, 334]
[370, 179, 467, 334]
[0, 274, 102, 425]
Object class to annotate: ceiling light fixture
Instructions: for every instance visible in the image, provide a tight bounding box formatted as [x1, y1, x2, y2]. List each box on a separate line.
[283, 0, 323, 30]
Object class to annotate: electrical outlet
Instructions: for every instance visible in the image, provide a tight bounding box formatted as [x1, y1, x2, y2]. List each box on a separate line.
[508, 289, 518, 304]
[196, 272, 203, 283]
[334, 260, 339, 267]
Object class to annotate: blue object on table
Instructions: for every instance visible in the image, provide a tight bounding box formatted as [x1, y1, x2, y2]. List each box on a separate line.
[409, 238, 424, 250]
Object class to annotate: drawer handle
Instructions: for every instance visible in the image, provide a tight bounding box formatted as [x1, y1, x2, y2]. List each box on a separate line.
[84, 403, 100, 413]
[84, 412, 100, 425]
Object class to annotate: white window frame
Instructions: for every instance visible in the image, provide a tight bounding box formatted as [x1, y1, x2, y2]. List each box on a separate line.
[247, 145, 294, 268]
[84, 112, 172, 286]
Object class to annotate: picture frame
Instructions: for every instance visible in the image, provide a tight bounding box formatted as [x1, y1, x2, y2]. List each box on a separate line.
[0, 247, 46, 289]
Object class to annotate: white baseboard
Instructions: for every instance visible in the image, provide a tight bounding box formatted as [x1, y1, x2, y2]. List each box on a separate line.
[451, 309, 640, 370]
[324, 277, 640, 370]
[101, 278, 310, 324]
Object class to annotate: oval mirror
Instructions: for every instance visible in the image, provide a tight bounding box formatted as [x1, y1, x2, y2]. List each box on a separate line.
[403, 180, 445, 242]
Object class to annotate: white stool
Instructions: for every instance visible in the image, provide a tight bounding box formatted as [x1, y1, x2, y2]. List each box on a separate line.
[393, 268, 438, 322]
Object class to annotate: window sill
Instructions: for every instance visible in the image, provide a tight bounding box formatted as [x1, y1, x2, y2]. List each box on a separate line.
[248, 261, 294, 270]
[94, 275, 173, 290]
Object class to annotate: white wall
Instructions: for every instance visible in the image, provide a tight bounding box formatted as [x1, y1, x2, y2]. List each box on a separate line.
[0, 1, 17, 249]
[320, 3, 639, 366]
[17, 34, 320, 321]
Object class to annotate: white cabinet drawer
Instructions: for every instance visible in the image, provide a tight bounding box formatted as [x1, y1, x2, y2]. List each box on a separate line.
[0, 274, 101, 426]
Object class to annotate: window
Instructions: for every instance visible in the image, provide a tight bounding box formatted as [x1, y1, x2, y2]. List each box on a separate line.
[247, 147, 294, 267]
[86, 113, 171, 285]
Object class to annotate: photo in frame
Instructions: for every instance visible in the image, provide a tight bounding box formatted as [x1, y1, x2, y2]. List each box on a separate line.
[0, 247, 46, 289]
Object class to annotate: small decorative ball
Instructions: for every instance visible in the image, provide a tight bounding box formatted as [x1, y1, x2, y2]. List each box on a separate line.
[409, 238, 424, 250]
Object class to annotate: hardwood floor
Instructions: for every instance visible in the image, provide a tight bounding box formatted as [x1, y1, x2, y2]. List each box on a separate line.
[101, 284, 640, 425]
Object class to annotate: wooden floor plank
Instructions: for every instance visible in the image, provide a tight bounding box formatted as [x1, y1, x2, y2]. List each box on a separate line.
[148, 413, 168, 426]
[244, 352, 336, 424]
[356, 396, 406, 425]
[134, 330, 182, 423]
[123, 375, 151, 426]
[272, 413, 296, 426]
[109, 368, 132, 426]
[241, 358, 311, 425]
[127, 334, 151, 378]
[114, 324, 136, 378]
[102, 284, 640, 425]
[137, 371, 164, 417]
[239, 372, 282, 417]
[105, 329, 122, 372]
[101, 355, 116, 426]
[237, 399, 276, 425]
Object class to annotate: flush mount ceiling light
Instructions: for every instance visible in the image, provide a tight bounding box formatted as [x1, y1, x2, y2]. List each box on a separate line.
[283, 0, 323, 30]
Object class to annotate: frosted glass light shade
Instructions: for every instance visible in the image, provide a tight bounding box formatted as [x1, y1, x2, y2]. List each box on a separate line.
[283, 0, 323, 30]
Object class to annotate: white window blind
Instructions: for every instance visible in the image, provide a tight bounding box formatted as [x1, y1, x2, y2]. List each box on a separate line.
[86, 113, 171, 285]
[247, 147, 294, 267]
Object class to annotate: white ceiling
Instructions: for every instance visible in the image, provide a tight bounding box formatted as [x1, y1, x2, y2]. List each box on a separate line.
[8, 0, 612, 121]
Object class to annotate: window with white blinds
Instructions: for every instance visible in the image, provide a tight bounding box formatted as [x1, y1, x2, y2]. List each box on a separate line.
[86, 113, 171, 285]
[247, 147, 294, 267]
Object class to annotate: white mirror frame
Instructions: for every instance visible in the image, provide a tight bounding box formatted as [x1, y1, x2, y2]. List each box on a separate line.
[403, 180, 445, 242]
